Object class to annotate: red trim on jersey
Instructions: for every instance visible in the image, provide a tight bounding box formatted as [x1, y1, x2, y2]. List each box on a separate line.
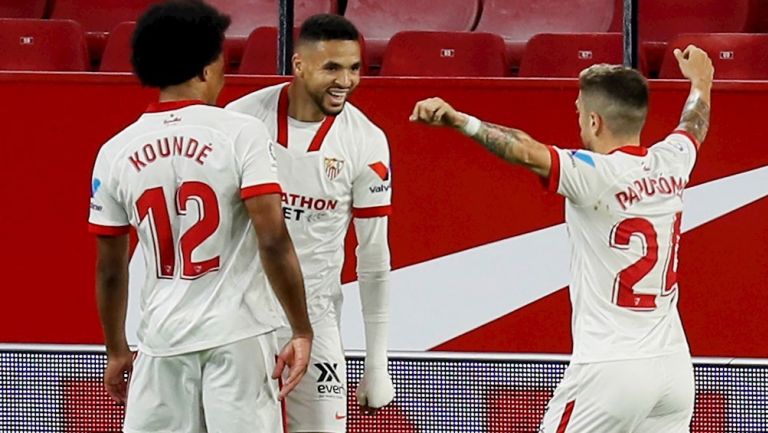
[240, 183, 282, 199]
[545, 145, 561, 192]
[609, 145, 648, 156]
[671, 129, 701, 151]
[353, 205, 392, 218]
[556, 400, 576, 433]
[277, 84, 337, 152]
[145, 100, 203, 113]
[88, 223, 130, 236]
[369, 161, 390, 181]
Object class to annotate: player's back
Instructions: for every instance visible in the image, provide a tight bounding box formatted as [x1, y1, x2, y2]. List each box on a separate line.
[89, 101, 281, 356]
[549, 131, 698, 363]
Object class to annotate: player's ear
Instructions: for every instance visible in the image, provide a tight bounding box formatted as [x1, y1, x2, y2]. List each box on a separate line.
[589, 112, 601, 135]
[292, 53, 302, 77]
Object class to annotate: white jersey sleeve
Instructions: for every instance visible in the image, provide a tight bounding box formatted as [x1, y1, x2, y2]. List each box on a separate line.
[234, 121, 281, 198]
[546, 146, 608, 206]
[89, 150, 130, 235]
[651, 130, 699, 177]
[352, 129, 392, 218]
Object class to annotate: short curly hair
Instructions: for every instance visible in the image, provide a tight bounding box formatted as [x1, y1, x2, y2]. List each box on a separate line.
[131, 0, 230, 88]
[579, 64, 649, 137]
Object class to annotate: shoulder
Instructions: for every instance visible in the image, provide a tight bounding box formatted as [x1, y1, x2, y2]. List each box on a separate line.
[338, 102, 388, 147]
[225, 83, 285, 116]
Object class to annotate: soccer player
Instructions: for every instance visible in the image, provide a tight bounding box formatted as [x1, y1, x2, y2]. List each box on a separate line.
[411, 46, 713, 432]
[227, 14, 394, 433]
[88, 1, 312, 432]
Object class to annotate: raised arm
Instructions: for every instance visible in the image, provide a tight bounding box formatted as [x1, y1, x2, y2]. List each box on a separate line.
[245, 194, 312, 399]
[674, 45, 714, 146]
[409, 97, 552, 177]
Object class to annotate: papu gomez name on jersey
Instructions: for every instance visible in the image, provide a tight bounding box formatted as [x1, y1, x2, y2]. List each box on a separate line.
[615, 175, 686, 210]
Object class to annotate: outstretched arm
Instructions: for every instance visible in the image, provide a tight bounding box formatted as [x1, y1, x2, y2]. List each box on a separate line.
[409, 98, 552, 177]
[674, 45, 714, 146]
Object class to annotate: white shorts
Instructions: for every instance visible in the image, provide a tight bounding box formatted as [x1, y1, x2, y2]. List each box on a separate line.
[123, 333, 282, 433]
[540, 352, 695, 433]
[277, 318, 347, 433]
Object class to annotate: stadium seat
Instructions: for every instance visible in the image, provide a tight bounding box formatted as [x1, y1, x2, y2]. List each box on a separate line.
[659, 33, 768, 80]
[239, 26, 367, 75]
[519, 33, 623, 78]
[0, 19, 89, 71]
[344, 0, 480, 72]
[379, 31, 507, 77]
[98, 21, 135, 72]
[474, 0, 614, 70]
[0, 0, 48, 18]
[50, 0, 157, 65]
[208, 0, 336, 71]
[609, 0, 758, 76]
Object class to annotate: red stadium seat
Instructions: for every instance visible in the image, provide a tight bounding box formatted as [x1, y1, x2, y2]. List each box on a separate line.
[98, 21, 135, 72]
[0, 0, 48, 18]
[208, 0, 336, 71]
[50, 0, 157, 65]
[344, 0, 480, 72]
[379, 31, 507, 77]
[659, 33, 768, 80]
[0, 19, 89, 71]
[239, 26, 367, 75]
[609, 0, 759, 76]
[519, 33, 623, 78]
[474, 0, 614, 70]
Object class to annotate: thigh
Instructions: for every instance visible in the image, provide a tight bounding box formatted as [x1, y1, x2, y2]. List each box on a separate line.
[123, 351, 205, 433]
[540, 359, 661, 433]
[201, 333, 282, 433]
[278, 325, 347, 433]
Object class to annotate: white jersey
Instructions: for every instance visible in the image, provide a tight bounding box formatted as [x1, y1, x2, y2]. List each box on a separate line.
[547, 131, 698, 363]
[88, 101, 282, 356]
[227, 83, 392, 324]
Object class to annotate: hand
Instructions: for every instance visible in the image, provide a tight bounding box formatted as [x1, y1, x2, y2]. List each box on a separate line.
[674, 45, 714, 84]
[356, 366, 395, 415]
[104, 350, 133, 404]
[272, 335, 312, 400]
[409, 97, 467, 129]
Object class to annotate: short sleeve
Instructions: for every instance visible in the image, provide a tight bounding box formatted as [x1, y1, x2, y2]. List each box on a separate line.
[352, 131, 392, 218]
[88, 152, 130, 236]
[547, 146, 606, 206]
[653, 131, 699, 177]
[234, 120, 282, 199]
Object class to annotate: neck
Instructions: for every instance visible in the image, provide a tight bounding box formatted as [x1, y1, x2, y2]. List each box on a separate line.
[287, 82, 325, 122]
[159, 83, 207, 104]
[595, 134, 641, 154]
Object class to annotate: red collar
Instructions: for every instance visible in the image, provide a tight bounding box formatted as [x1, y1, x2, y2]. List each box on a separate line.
[146, 100, 204, 113]
[609, 145, 648, 156]
[277, 84, 336, 152]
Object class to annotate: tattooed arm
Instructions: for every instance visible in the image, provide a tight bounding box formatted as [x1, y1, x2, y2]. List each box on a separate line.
[409, 98, 552, 177]
[674, 45, 714, 146]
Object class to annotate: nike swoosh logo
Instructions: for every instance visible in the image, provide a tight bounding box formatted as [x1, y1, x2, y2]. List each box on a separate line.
[340, 165, 768, 351]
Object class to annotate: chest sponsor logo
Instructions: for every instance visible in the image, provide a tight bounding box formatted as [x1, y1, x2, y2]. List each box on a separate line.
[324, 157, 345, 181]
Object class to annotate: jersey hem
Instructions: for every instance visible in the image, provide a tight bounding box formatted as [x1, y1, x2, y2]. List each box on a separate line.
[137, 327, 275, 357]
[570, 347, 690, 364]
[241, 182, 282, 199]
[88, 222, 130, 236]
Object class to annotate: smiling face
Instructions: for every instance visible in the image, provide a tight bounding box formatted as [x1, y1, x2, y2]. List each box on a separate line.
[293, 39, 362, 116]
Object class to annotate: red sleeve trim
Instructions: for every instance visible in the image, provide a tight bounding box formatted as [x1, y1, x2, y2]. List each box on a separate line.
[353, 205, 392, 218]
[88, 223, 130, 236]
[545, 145, 561, 192]
[241, 182, 282, 199]
[671, 129, 701, 151]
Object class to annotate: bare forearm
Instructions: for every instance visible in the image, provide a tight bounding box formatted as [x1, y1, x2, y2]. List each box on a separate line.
[462, 118, 550, 176]
[96, 267, 129, 355]
[678, 81, 711, 143]
[260, 239, 312, 337]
